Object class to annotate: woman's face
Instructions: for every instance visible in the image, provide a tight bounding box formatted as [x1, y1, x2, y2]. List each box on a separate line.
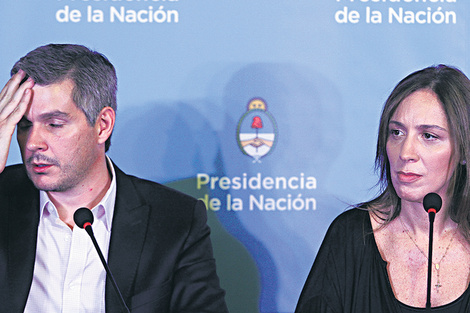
[386, 89, 456, 204]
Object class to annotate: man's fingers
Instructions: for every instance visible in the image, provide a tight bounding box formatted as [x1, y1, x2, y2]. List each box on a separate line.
[11, 88, 32, 121]
[0, 70, 26, 101]
[0, 72, 34, 120]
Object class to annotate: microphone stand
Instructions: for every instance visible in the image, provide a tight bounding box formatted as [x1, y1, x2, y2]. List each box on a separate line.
[426, 209, 436, 311]
[84, 225, 131, 313]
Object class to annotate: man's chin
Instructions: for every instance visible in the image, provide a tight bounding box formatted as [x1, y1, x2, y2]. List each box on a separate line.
[32, 182, 60, 192]
[27, 175, 62, 192]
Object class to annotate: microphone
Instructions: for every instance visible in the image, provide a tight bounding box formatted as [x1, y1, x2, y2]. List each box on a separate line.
[74, 208, 131, 313]
[422, 192, 442, 310]
[423, 192, 442, 224]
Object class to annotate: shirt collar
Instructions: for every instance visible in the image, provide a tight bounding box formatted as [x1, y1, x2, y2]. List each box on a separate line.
[39, 156, 117, 231]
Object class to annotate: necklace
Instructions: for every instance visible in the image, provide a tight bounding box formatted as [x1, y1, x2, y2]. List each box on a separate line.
[399, 217, 455, 293]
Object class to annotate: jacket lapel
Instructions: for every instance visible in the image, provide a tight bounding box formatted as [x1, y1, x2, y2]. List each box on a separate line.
[2, 164, 150, 312]
[106, 165, 150, 312]
[7, 176, 39, 312]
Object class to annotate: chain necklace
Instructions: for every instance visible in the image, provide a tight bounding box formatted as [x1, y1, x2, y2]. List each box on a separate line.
[399, 217, 455, 293]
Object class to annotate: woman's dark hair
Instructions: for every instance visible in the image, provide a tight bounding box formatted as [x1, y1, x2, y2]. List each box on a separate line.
[365, 65, 470, 236]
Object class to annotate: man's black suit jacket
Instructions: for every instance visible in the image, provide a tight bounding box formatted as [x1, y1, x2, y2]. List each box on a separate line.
[0, 163, 228, 313]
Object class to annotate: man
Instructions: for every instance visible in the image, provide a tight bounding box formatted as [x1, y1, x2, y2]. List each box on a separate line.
[0, 44, 228, 312]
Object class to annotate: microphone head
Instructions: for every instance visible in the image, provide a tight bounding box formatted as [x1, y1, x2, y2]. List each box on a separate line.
[73, 207, 94, 229]
[423, 192, 442, 214]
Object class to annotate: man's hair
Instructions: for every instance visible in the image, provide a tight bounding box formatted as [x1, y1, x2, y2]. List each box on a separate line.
[365, 64, 470, 237]
[11, 43, 117, 151]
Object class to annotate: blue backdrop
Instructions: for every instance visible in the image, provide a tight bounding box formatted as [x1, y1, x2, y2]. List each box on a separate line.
[1, 1, 468, 312]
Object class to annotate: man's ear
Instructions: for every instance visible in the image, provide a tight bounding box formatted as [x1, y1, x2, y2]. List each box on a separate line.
[96, 107, 115, 145]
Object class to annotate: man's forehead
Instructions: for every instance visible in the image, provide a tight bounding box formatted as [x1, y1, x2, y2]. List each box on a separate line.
[24, 79, 82, 121]
[28, 80, 76, 108]
[31, 79, 74, 95]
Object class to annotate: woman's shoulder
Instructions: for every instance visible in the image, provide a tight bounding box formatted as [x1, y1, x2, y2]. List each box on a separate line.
[320, 207, 374, 247]
[330, 207, 371, 229]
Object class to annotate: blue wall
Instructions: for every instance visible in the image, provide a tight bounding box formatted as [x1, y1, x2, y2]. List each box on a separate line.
[2, 1, 468, 311]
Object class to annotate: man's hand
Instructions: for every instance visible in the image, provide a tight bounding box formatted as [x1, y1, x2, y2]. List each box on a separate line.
[0, 69, 34, 173]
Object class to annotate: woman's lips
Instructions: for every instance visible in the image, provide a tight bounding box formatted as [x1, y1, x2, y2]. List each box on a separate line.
[397, 172, 422, 183]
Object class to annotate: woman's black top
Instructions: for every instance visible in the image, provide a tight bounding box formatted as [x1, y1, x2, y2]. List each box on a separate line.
[295, 208, 470, 313]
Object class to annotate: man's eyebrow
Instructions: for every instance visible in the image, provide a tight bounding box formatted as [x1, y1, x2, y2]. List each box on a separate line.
[39, 111, 71, 120]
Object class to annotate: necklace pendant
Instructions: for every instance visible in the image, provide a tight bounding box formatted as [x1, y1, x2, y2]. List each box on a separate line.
[435, 263, 440, 270]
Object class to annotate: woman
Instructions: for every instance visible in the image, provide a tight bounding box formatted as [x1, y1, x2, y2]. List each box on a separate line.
[295, 65, 470, 312]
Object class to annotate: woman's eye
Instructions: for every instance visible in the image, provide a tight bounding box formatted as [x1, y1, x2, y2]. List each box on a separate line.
[423, 133, 437, 140]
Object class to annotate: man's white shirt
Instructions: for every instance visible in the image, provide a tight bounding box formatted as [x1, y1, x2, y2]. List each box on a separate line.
[24, 158, 116, 313]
